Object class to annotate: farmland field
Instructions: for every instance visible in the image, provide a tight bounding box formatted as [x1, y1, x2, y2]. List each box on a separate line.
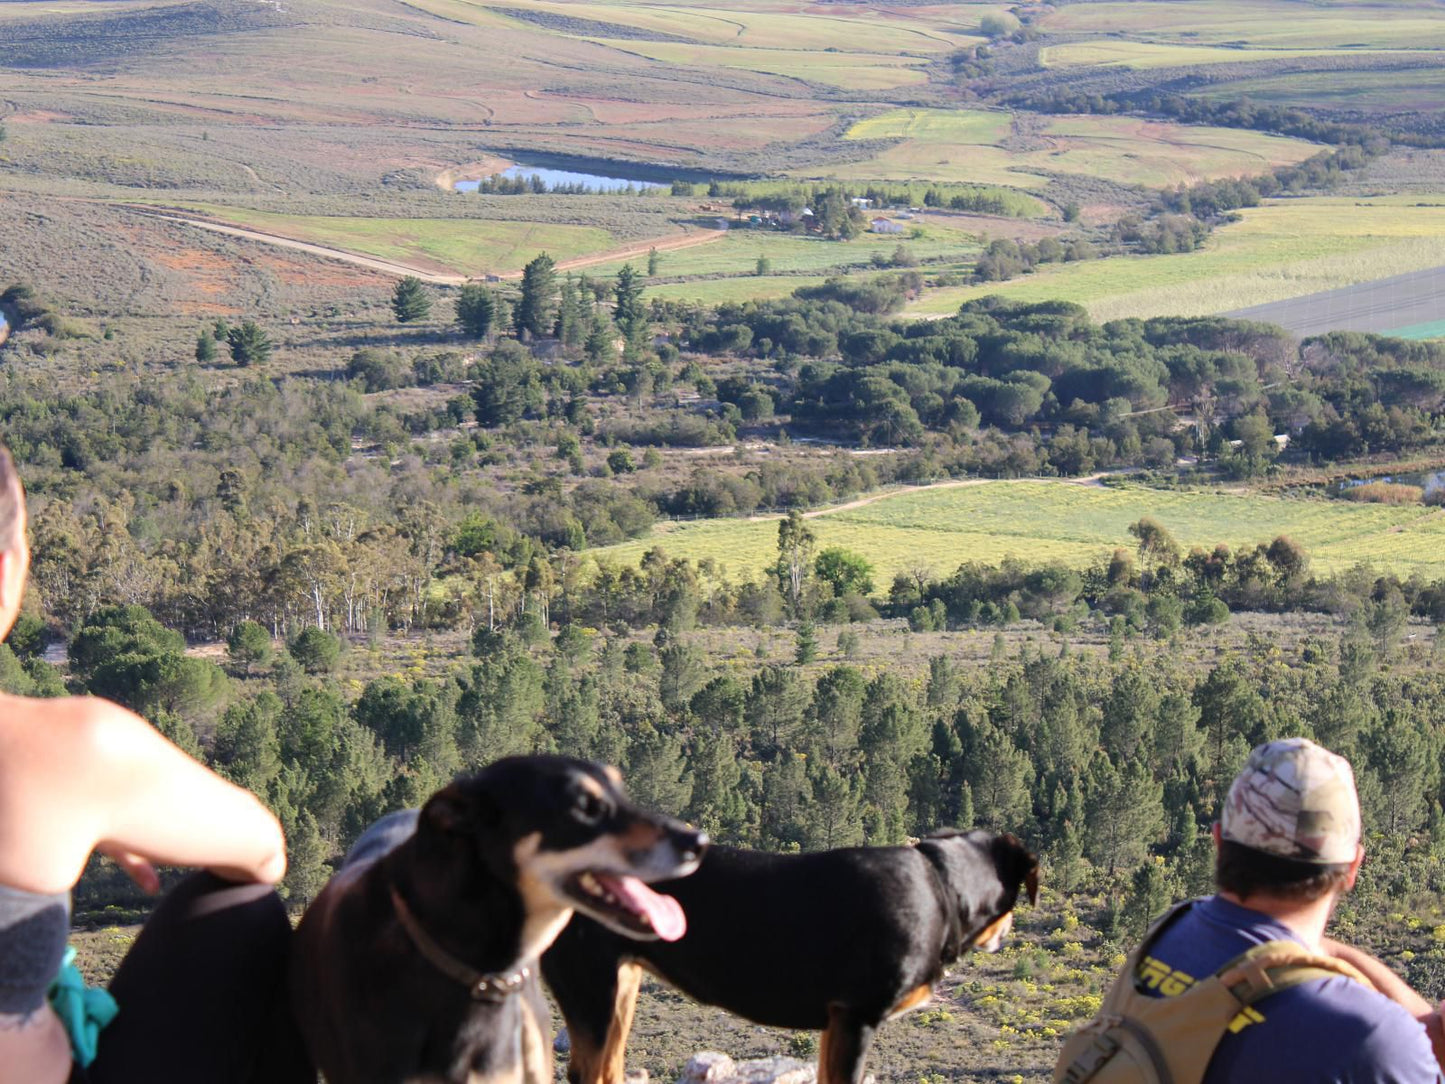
[157, 207, 619, 277]
[1039, 41, 1363, 71]
[1037, 1, 1445, 50]
[594, 480, 1445, 584]
[909, 195, 1445, 322]
[582, 221, 981, 300]
[831, 109, 1320, 191]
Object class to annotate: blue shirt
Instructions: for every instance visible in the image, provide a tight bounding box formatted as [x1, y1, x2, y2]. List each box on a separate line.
[1143, 896, 1442, 1084]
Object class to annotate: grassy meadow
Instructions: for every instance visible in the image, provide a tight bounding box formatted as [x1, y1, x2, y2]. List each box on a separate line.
[908, 195, 1445, 321]
[593, 480, 1445, 584]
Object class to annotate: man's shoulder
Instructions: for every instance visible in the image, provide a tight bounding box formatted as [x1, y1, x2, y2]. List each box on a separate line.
[1229, 976, 1440, 1083]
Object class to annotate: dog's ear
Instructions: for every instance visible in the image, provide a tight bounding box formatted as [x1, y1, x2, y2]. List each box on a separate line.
[422, 779, 500, 835]
[993, 833, 1040, 907]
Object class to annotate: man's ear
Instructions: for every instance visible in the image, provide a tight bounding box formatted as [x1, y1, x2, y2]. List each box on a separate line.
[1345, 842, 1365, 891]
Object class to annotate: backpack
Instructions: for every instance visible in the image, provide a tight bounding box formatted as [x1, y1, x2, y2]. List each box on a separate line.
[1052, 902, 1374, 1084]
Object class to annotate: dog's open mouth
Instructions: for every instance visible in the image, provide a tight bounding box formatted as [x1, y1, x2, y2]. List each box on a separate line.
[565, 872, 687, 941]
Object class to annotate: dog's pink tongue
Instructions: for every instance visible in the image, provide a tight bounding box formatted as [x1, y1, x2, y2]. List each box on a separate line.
[597, 875, 687, 941]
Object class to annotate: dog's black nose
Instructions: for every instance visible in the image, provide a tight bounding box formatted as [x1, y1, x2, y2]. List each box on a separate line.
[677, 829, 709, 864]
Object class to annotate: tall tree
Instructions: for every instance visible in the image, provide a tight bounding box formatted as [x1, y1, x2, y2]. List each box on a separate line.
[776, 511, 816, 620]
[1084, 754, 1166, 877]
[614, 264, 647, 348]
[472, 341, 543, 425]
[555, 275, 586, 348]
[392, 276, 431, 323]
[227, 320, 273, 366]
[515, 253, 558, 339]
[454, 283, 496, 339]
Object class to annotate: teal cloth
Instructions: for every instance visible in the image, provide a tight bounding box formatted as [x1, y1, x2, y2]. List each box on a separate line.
[47, 945, 118, 1068]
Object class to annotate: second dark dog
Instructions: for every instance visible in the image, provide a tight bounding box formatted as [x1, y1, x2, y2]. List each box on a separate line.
[542, 829, 1038, 1084]
[292, 756, 708, 1084]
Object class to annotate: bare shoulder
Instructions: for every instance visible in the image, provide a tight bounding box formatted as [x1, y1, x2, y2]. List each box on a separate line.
[0, 692, 144, 769]
[0, 694, 144, 892]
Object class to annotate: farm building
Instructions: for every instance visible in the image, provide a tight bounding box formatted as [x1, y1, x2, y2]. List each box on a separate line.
[871, 218, 905, 234]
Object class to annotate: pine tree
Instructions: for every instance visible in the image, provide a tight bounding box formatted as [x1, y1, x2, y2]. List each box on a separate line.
[555, 275, 585, 347]
[195, 332, 216, 363]
[454, 283, 496, 339]
[613, 264, 647, 347]
[226, 320, 273, 366]
[515, 253, 558, 338]
[647, 247, 660, 276]
[584, 313, 616, 364]
[392, 276, 431, 323]
[794, 622, 817, 665]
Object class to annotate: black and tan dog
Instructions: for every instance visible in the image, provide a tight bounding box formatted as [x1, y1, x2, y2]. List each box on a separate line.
[291, 756, 708, 1084]
[542, 829, 1038, 1084]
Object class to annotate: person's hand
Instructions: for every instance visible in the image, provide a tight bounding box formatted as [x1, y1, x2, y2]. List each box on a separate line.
[96, 842, 161, 894]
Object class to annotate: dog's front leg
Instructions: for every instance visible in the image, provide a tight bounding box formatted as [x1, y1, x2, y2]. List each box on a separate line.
[521, 977, 554, 1084]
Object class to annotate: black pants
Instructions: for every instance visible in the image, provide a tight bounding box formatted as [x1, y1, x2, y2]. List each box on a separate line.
[70, 871, 314, 1084]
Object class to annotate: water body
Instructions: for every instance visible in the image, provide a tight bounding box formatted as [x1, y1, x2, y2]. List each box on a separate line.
[1339, 470, 1445, 498]
[455, 160, 668, 193]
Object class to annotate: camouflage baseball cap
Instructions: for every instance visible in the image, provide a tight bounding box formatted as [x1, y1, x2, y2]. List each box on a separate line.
[1221, 738, 1361, 864]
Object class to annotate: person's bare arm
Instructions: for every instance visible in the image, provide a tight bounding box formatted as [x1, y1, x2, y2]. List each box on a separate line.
[1321, 937, 1445, 1071]
[82, 698, 287, 886]
[1321, 937, 1432, 1014]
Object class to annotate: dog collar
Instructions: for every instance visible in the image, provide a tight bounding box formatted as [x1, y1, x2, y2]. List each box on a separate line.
[389, 884, 531, 1002]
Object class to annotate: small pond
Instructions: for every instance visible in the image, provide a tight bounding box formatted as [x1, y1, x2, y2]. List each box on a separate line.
[455, 160, 668, 194]
[1338, 470, 1445, 498]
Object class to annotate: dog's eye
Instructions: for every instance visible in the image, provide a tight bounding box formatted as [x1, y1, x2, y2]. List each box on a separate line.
[573, 791, 606, 824]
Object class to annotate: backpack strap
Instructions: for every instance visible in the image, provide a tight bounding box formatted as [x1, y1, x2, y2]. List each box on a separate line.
[1126, 900, 1199, 995]
[1214, 941, 1374, 1008]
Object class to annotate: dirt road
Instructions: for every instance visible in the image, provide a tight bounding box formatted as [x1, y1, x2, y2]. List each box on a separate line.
[124, 206, 725, 284]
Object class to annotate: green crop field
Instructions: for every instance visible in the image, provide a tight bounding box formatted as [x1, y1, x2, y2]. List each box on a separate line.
[170, 206, 617, 276]
[909, 195, 1445, 321]
[593, 480, 1445, 585]
[581, 222, 979, 299]
[644, 274, 833, 304]
[831, 108, 1319, 191]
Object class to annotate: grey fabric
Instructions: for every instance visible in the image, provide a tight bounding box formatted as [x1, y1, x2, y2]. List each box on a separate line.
[0, 881, 70, 1013]
[342, 808, 418, 870]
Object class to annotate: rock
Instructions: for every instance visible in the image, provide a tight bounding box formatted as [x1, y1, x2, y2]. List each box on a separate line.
[679, 1054, 815, 1084]
[553, 1028, 570, 1054]
[679, 1052, 736, 1084]
[729, 1056, 815, 1084]
[625, 1071, 650, 1084]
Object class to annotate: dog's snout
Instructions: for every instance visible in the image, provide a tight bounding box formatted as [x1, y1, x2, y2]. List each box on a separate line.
[675, 828, 708, 865]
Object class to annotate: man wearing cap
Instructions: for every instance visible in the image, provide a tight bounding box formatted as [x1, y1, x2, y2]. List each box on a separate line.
[1139, 737, 1443, 1082]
